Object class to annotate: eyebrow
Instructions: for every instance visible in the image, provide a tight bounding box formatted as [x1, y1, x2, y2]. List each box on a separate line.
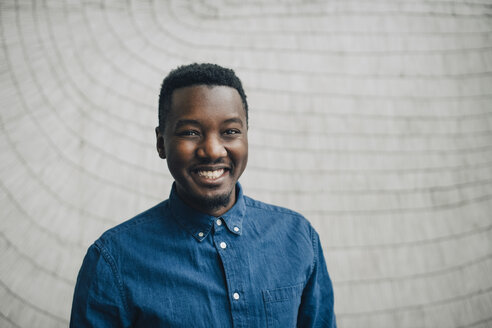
[174, 119, 200, 129]
[223, 118, 244, 127]
[174, 117, 244, 129]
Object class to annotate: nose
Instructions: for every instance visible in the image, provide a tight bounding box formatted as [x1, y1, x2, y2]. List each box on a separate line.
[196, 134, 227, 160]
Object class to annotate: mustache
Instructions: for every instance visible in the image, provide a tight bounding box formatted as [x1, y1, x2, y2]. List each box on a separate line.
[195, 158, 226, 165]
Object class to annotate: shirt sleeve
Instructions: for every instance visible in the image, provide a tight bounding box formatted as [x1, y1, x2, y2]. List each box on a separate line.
[297, 227, 337, 328]
[70, 243, 130, 328]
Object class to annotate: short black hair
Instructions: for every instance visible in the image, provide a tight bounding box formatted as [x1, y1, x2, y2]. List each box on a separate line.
[158, 63, 248, 132]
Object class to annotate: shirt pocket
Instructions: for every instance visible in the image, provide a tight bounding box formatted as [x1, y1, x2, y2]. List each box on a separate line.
[262, 283, 304, 328]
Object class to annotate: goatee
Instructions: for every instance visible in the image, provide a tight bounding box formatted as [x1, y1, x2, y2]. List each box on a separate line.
[193, 191, 233, 213]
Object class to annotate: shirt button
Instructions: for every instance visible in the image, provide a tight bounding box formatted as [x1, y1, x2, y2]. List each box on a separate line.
[233, 226, 239, 232]
[233, 292, 240, 300]
[216, 219, 222, 226]
[198, 232, 204, 237]
[219, 242, 227, 249]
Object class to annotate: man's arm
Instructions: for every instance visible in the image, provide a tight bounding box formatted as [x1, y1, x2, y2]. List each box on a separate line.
[70, 243, 130, 328]
[297, 228, 337, 328]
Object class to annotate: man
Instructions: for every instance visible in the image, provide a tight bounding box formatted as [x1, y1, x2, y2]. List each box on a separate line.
[70, 63, 336, 327]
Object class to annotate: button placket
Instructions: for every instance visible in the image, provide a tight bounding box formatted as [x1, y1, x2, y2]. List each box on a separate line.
[212, 219, 247, 326]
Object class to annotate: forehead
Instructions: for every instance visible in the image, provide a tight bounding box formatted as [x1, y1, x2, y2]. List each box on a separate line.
[169, 85, 245, 121]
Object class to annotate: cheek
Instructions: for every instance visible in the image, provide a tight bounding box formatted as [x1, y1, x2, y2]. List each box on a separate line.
[230, 141, 248, 168]
[168, 142, 196, 160]
[165, 143, 197, 174]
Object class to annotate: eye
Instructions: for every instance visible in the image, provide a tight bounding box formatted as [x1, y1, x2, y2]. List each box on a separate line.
[224, 129, 241, 135]
[177, 130, 200, 137]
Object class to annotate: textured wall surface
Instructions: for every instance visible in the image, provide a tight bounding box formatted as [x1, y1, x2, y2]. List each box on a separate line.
[1, 1, 492, 327]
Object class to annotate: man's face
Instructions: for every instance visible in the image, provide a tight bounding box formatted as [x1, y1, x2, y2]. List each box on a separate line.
[156, 85, 248, 216]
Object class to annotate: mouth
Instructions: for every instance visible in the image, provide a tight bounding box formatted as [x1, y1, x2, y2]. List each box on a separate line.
[192, 167, 230, 183]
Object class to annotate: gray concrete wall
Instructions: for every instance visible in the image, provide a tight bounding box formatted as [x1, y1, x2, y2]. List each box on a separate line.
[1, 0, 491, 327]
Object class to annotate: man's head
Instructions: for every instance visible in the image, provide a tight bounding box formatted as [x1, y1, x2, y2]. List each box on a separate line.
[157, 63, 248, 133]
[156, 63, 249, 216]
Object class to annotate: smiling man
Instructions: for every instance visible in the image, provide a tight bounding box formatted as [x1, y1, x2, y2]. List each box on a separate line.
[158, 84, 248, 216]
[70, 63, 336, 327]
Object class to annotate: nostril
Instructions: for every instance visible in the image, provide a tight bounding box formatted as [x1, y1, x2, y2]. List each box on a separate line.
[199, 138, 226, 159]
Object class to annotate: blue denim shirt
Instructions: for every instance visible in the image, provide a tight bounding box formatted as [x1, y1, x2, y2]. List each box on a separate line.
[70, 183, 336, 327]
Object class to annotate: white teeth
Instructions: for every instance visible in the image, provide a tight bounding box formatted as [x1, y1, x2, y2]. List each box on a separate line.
[197, 169, 224, 179]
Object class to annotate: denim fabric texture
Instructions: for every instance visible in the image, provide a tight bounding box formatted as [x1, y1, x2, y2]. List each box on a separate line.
[70, 183, 336, 327]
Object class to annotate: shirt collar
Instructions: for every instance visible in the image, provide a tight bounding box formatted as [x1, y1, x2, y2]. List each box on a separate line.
[169, 182, 246, 242]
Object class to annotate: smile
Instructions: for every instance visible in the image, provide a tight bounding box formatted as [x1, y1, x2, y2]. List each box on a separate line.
[196, 168, 226, 180]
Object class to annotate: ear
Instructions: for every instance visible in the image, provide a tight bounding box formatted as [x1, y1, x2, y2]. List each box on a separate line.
[155, 126, 166, 159]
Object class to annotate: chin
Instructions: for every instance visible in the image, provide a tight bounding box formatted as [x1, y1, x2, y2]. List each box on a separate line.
[193, 189, 233, 210]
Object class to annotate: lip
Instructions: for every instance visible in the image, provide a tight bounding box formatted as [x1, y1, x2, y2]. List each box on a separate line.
[190, 165, 231, 186]
[191, 164, 230, 172]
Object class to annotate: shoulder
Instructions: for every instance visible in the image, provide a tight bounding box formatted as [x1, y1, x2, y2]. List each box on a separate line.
[243, 195, 314, 236]
[95, 200, 170, 247]
[244, 195, 308, 221]
[244, 195, 302, 216]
